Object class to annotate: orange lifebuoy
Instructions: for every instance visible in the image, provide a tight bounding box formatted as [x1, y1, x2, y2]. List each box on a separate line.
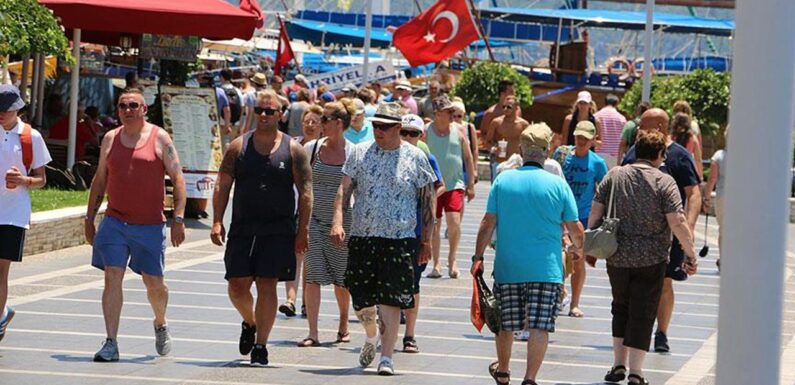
[632, 58, 656, 78]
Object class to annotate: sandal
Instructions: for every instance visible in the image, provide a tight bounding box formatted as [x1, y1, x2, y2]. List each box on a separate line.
[279, 302, 297, 317]
[426, 269, 442, 279]
[402, 336, 419, 353]
[520, 380, 538, 385]
[488, 360, 510, 385]
[568, 307, 585, 318]
[336, 331, 351, 343]
[628, 374, 650, 385]
[297, 337, 321, 347]
[604, 365, 627, 383]
[449, 269, 460, 279]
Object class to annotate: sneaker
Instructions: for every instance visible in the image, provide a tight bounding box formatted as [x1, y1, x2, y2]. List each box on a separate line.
[359, 340, 377, 368]
[377, 359, 394, 376]
[154, 324, 172, 356]
[654, 331, 670, 353]
[250, 344, 268, 367]
[239, 322, 256, 355]
[93, 338, 120, 362]
[278, 302, 297, 317]
[0, 307, 15, 343]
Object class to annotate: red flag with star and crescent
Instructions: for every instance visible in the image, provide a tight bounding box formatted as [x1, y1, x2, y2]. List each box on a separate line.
[392, 0, 480, 67]
[275, 17, 297, 76]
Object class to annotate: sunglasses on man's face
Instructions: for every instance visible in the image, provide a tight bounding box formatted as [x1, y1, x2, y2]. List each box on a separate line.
[373, 122, 398, 131]
[400, 130, 421, 138]
[118, 102, 141, 110]
[254, 107, 279, 116]
[321, 115, 339, 123]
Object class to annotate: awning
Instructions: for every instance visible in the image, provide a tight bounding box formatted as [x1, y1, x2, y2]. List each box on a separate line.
[479, 7, 734, 36]
[38, 0, 260, 45]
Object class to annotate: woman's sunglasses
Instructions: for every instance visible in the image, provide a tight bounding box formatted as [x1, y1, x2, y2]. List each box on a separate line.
[399, 130, 421, 138]
[254, 107, 279, 115]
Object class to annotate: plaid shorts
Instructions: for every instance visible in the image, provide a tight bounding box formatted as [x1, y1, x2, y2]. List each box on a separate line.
[493, 282, 561, 332]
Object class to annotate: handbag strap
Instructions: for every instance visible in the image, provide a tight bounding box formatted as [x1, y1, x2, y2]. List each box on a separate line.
[606, 180, 617, 219]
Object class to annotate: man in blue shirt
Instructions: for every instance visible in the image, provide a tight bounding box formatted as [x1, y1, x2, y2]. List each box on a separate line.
[472, 123, 584, 385]
[622, 108, 701, 354]
[553, 120, 608, 318]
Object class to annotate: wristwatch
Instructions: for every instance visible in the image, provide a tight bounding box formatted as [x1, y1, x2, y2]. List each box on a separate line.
[174, 215, 185, 224]
[472, 255, 484, 262]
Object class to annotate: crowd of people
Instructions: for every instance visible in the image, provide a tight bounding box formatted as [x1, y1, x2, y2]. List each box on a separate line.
[0, 67, 725, 385]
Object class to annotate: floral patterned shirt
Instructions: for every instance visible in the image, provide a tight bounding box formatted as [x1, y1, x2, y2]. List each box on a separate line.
[343, 141, 437, 239]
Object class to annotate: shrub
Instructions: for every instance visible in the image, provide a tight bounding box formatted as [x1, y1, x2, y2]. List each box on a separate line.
[451, 62, 532, 113]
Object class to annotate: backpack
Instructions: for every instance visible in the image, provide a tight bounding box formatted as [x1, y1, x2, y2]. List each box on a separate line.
[20, 123, 33, 172]
[222, 84, 242, 124]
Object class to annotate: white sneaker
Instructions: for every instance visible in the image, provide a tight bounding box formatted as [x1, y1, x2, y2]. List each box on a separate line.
[377, 358, 394, 375]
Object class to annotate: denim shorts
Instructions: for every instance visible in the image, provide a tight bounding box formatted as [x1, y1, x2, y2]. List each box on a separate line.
[91, 215, 166, 276]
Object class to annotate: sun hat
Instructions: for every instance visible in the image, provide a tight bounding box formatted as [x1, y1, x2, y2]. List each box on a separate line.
[368, 102, 402, 124]
[520, 122, 553, 151]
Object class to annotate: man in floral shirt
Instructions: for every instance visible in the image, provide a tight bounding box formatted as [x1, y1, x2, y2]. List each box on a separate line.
[331, 102, 437, 376]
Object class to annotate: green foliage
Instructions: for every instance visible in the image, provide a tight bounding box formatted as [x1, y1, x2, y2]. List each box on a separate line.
[0, 0, 71, 59]
[451, 62, 532, 112]
[618, 69, 731, 137]
[29, 189, 90, 212]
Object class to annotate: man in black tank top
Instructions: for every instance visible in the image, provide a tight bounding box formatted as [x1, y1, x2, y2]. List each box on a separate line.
[211, 90, 313, 367]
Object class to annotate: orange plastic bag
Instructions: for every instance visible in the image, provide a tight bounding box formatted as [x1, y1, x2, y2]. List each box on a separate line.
[470, 260, 486, 332]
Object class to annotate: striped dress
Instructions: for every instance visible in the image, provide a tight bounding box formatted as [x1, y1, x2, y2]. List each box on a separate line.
[304, 152, 351, 287]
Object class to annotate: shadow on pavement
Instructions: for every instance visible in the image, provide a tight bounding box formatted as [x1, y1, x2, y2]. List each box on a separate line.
[51, 354, 157, 364]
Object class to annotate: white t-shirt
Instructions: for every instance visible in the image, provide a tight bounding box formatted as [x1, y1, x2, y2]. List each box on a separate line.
[0, 118, 52, 228]
[496, 154, 565, 180]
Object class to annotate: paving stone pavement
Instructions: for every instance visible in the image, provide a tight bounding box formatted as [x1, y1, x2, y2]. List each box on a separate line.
[1, 182, 793, 385]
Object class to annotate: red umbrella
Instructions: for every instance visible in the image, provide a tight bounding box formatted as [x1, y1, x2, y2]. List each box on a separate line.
[39, 0, 259, 45]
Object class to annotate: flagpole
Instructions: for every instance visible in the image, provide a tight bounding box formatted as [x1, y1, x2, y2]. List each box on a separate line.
[467, 0, 495, 62]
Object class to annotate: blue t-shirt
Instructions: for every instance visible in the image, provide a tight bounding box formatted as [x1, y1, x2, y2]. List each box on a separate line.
[554, 147, 608, 221]
[415, 154, 444, 237]
[623, 142, 700, 204]
[344, 121, 375, 144]
[215, 87, 229, 116]
[486, 165, 579, 284]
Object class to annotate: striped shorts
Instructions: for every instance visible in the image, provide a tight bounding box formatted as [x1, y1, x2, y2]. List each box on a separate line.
[304, 220, 348, 286]
[493, 282, 561, 332]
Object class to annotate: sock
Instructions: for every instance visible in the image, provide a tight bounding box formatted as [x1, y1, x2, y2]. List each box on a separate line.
[1, 307, 7, 321]
[365, 335, 378, 345]
[379, 355, 392, 364]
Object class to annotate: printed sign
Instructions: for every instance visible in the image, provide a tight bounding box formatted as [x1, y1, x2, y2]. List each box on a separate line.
[284, 61, 397, 92]
[160, 86, 223, 199]
[139, 34, 202, 62]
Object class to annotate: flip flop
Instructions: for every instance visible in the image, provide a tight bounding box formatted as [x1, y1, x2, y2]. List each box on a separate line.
[568, 308, 585, 318]
[297, 337, 321, 347]
[336, 331, 351, 343]
[426, 269, 442, 279]
[279, 302, 297, 317]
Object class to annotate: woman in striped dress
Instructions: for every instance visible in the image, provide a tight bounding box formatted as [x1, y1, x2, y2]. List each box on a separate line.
[298, 101, 355, 347]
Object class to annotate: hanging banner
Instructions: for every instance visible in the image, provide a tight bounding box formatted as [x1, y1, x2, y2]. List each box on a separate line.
[283, 61, 397, 92]
[140, 34, 202, 62]
[160, 86, 223, 199]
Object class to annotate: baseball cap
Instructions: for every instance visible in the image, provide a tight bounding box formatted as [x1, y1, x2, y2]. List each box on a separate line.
[0, 85, 25, 113]
[369, 102, 402, 124]
[352, 98, 365, 115]
[573, 120, 596, 140]
[432, 94, 454, 112]
[341, 83, 357, 93]
[295, 74, 307, 83]
[395, 80, 412, 91]
[401, 114, 425, 133]
[520, 122, 553, 151]
[320, 92, 336, 102]
[452, 101, 466, 114]
[576, 90, 593, 104]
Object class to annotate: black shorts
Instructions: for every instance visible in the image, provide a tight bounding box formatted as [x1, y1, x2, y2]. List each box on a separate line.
[0, 225, 26, 262]
[608, 262, 666, 351]
[413, 258, 427, 294]
[666, 238, 688, 281]
[345, 236, 418, 310]
[224, 234, 296, 281]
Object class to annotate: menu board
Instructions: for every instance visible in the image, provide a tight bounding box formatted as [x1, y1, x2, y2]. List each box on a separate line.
[160, 86, 223, 199]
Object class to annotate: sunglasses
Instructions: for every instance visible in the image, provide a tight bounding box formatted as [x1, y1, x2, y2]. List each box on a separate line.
[373, 122, 398, 131]
[453, 114, 463, 119]
[321, 115, 339, 123]
[254, 107, 279, 116]
[117, 102, 141, 110]
[400, 130, 421, 138]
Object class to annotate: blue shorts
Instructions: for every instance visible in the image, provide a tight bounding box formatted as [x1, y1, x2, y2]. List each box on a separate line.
[92, 215, 166, 276]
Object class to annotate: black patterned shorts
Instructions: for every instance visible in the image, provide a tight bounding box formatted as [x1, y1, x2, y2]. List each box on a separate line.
[493, 282, 561, 332]
[345, 236, 418, 310]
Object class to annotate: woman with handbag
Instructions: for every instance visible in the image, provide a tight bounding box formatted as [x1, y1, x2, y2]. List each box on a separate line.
[587, 130, 698, 385]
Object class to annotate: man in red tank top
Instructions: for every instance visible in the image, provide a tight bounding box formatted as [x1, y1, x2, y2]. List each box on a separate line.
[84, 88, 187, 362]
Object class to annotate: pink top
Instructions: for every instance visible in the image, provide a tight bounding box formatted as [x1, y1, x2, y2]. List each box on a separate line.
[106, 126, 166, 225]
[595, 107, 626, 157]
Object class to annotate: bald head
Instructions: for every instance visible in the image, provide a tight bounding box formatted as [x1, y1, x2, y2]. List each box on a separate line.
[639, 108, 670, 134]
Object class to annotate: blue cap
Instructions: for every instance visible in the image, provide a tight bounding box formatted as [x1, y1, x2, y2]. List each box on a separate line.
[320, 92, 335, 102]
[0, 85, 25, 112]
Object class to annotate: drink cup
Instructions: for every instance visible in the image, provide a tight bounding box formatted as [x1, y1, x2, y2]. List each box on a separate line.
[5, 169, 17, 190]
[497, 139, 508, 158]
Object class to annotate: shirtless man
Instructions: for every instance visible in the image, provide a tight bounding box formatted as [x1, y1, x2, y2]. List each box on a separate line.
[487, 96, 529, 164]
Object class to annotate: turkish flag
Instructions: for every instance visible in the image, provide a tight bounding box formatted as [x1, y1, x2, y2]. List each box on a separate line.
[239, 0, 265, 29]
[275, 17, 297, 76]
[392, 0, 480, 67]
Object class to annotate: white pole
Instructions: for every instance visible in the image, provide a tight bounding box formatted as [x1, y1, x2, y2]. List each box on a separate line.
[67, 28, 81, 169]
[362, 0, 373, 86]
[716, 1, 795, 384]
[35, 54, 46, 128]
[641, 0, 653, 102]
